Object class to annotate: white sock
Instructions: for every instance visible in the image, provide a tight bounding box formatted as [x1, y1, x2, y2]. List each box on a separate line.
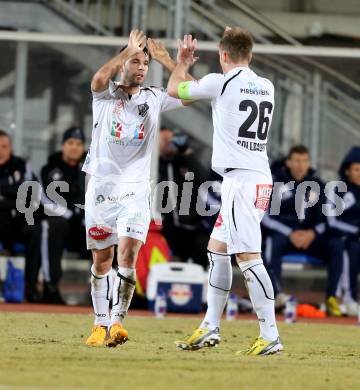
[110, 267, 136, 325]
[90, 265, 113, 327]
[201, 251, 232, 330]
[238, 259, 279, 341]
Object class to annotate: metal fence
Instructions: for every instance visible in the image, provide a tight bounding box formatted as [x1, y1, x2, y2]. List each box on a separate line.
[0, 30, 359, 178]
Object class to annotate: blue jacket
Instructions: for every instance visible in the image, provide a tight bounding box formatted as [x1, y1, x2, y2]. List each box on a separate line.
[262, 165, 326, 237]
[327, 147, 360, 238]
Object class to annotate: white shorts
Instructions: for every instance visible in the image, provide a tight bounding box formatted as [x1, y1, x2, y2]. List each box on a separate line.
[85, 175, 151, 250]
[210, 169, 272, 254]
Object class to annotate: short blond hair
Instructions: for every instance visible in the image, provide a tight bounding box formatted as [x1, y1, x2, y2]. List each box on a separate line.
[219, 27, 253, 62]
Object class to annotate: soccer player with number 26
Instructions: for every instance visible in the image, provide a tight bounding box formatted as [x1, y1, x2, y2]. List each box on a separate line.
[168, 27, 283, 355]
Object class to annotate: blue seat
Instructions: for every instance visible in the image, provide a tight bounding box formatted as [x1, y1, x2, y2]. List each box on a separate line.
[0, 242, 26, 255]
[13, 243, 26, 254]
[282, 253, 325, 266]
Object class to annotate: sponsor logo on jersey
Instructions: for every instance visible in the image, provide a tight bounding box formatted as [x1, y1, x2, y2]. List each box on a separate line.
[95, 194, 105, 205]
[254, 184, 273, 211]
[138, 102, 149, 117]
[111, 121, 123, 138]
[127, 211, 144, 226]
[240, 82, 270, 95]
[107, 123, 144, 145]
[125, 226, 144, 235]
[108, 192, 135, 204]
[214, 213, 223, 228]
[134, 123, 145, 140]
[112, 100, 124, 115]
[88, 226, 112, 240]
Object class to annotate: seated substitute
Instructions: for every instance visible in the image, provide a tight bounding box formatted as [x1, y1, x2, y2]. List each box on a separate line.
[328, 146, 360, 314]
[0, 129, 42, 302]
[262, 145, 344, 316]
[40, 126, 87, 304]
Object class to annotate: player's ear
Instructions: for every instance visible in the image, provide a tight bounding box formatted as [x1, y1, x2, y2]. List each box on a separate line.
[248, 53, 252, 65]
[219, 50, 224, 63]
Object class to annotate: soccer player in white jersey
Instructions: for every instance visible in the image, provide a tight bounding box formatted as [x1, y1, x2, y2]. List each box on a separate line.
[167, 28, 283, 355]
[83, 29, 190, 347]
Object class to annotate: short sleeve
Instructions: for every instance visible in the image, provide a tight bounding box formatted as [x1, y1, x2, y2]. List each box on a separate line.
[178, 73, 224, 101]
[159, 89, 183, 113]
[92, 80, 119, 101]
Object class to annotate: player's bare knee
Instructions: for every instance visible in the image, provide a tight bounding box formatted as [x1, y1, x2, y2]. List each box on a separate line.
[118, 249, 137, 268]
[117, 241, 142, 267]
[236, 252, 261, 263]
[92, 261, 112, 275]
[207, 238, 227, 254]
[92, 247, 113, 274]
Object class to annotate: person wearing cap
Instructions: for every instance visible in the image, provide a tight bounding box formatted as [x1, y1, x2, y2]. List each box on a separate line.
[40, 126, 87, 304]
[327, 146, 360, 315]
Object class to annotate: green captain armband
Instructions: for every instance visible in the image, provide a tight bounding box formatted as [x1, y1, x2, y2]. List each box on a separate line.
[178, 81, 191, 100]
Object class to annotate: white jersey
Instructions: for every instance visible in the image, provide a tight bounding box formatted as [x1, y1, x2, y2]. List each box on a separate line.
[83, 80, 183, 182]
[183, 67, 274, 176]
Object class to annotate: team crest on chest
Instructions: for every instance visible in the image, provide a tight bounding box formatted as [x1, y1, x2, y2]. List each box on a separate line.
[137, 102, 149, 117]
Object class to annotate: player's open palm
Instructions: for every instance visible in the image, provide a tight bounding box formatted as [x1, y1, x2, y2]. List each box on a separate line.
[147, 38, 170, 63]
[128, 29, 146, 53]
[177, 34, 199, 67]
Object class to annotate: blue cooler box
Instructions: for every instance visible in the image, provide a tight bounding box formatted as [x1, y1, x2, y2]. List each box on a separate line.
[147, 262, 206, 313]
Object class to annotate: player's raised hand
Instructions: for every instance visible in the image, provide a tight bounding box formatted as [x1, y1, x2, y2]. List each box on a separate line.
[128, 29, 146, 53]
[147, 38, 171, 64]
[177, 34, 199, 67]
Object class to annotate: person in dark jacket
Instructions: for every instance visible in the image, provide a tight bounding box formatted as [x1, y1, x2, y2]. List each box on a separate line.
[158, 127, 209, 267]
[0, 129, 42, 302]
[40, 126, 87, 304]
[262, 145, 344, 316]
[327, 146, 360, 315]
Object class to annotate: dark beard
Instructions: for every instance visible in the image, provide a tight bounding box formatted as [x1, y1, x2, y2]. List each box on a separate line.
[123, 75, 143, 87]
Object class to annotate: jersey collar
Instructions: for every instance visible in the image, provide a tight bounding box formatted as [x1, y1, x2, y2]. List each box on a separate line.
[225, 66, 249, 77]
[115, 85, 142, 100]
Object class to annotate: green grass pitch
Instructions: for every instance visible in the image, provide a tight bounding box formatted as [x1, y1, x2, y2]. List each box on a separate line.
[1, 312, 360, 390]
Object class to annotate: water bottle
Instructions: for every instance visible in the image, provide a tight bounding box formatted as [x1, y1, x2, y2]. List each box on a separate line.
[226, 293, 238, 321]
[154, 290, 167, 318]
[284, 296, 297, 323]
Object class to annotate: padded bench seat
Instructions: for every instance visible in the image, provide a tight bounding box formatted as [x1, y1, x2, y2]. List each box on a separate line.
[282, 253, 325, 269]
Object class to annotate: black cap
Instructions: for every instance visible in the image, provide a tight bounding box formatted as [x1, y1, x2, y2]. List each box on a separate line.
[62, 126, 85, 144]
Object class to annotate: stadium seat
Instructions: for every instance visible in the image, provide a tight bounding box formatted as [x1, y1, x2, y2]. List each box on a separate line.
[13, 243, 26, 254]
[282, 254, 325, 266]
[0, 242, 26, 255]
